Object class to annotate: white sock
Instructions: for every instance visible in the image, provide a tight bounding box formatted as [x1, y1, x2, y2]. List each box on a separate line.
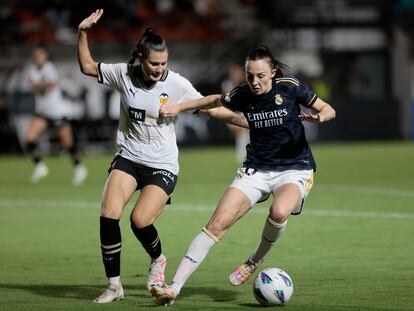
[108, 276, 121, 287]
[251, 217, 287, 263]
[152, 253, 166, 262]
[170, 231, 216, 295]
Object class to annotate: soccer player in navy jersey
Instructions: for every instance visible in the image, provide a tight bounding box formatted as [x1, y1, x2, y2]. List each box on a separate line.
[151, 45, 336, 305]
[77, 9, 248, 304]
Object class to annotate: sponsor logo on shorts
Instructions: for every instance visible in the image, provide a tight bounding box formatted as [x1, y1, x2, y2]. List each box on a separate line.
[153, 170, 175, 182]
[244, 168, 257, 176]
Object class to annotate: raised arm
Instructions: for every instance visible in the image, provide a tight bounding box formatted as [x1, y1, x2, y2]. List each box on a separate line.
[160, 94, 222, 117]
[77, 9, 104, 77]
[299, 98, 336, 123]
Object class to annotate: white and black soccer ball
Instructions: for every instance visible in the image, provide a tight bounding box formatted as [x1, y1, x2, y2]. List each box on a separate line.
[253, 267, 294, 306]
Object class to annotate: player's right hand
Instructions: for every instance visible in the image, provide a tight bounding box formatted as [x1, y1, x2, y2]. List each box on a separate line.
[160, 104, 180, 117]
[78, 9, 104, 31]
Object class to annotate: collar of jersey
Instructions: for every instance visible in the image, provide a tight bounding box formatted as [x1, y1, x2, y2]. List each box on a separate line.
[131, 65, 169, 90]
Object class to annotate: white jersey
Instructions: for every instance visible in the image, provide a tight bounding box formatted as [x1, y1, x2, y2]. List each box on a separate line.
[27, 61, 65, 119]
[98, 63, 202, 174]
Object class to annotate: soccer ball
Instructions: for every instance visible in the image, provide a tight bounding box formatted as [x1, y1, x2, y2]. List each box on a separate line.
[253, 267, 294, 306]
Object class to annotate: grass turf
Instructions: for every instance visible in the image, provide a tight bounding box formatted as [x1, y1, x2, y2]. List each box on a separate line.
[0, 142, 413, 310]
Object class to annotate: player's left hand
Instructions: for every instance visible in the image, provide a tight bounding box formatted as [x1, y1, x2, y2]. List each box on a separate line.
[299, 112, 321, 123]
[160, 104, 180, 117]
[78, 9, 104, 32]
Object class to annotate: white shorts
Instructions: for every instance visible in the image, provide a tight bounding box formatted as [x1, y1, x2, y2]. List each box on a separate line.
[230, 168, 314, 215]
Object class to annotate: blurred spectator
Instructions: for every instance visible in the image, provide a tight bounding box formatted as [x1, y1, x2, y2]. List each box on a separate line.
[24, 46, 87, 185]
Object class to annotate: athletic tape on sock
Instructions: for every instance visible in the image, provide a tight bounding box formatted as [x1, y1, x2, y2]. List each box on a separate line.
[202, 227, 219, 243]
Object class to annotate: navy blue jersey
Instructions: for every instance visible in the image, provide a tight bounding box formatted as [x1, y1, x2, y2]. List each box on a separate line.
[222, 76, 317, 171]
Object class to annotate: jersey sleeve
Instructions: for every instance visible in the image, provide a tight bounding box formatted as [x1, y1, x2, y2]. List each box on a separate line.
[97, 63, 125, 90]
[296, 80, 317, 108]
[221, 83, 247, 112]
[175, 75, 202, 103]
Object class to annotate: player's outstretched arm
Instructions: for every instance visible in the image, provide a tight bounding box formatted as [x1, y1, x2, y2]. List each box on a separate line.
[299, 98, 336, 123]
[77, 9, 103, 78]
[160, 94, 222, 117]
[202, 107, 249, 128]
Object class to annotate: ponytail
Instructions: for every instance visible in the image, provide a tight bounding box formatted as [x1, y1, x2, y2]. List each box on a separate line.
[245, 45, 287, 78]
[128, 28, 167, 64]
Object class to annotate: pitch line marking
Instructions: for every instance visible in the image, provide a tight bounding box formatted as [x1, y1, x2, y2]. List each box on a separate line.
[0, 199, 413, 220]
[316, 185, 414, 197]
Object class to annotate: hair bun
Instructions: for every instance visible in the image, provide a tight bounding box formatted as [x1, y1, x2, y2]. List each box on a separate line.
[143, 27, 155, 37]
[259, 45, 270, 52]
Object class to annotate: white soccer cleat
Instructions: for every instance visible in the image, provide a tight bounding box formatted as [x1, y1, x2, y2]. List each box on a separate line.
[73, 164, 88, 186]
[229, 258, 263, 286]
[31, 162, 49, 183]
[93, 284, 124, 304]
[150, 284, 176, 306]
[147, 254, 167, 291]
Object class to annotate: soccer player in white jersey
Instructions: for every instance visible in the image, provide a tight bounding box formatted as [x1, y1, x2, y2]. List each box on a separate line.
[77, 9, 248, 304]
[25, 46, 87, 185]
[151, 45, 336, 305]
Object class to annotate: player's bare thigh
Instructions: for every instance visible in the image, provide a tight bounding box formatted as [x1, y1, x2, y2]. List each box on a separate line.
[270, 183, 302, 223]
[25, 115, 48, 142]
[205, 187, 252, 240]
[130, 185, 169, 228]
[56, 123, 74, 149]
[101, 169, 137, 219]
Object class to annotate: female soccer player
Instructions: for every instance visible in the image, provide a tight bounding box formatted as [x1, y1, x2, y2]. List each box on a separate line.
[26, 46, 87, 185]
[77, 9, 247, 304]
[151, 45, 336, 305]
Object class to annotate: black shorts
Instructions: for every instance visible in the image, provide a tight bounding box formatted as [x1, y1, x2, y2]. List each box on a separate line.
[34, 113, 70, 129]
[108, 156, 177, 197]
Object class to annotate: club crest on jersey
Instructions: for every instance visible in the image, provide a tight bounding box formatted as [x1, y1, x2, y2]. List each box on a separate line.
[275, 94, 283, 105]
[159, 93, 169, 105]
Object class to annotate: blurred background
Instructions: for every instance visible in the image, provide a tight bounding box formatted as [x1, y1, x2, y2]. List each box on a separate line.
[0, 0, 413, 155]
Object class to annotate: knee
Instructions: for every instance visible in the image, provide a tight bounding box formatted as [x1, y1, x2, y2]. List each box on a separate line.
[130, 214, 142, 229]
[268, 208, 289, 224]
[101, 202, 122, 219]
[130, 211, 152, 229]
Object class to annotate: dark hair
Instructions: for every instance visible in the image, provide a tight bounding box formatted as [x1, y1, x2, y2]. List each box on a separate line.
[128, 28, 167, 65]
[245, 45, 287, 78]
[33, 45, 52, 60]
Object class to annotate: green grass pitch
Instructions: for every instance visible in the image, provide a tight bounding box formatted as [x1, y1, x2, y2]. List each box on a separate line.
[0, 142, 413, 311]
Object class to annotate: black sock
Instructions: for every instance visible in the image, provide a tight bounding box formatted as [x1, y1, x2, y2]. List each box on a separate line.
[68, 145, 81, 166]
[100, 216, 121, 277]
[131, 223, 162, 259]
[27, 142, 41, 163]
